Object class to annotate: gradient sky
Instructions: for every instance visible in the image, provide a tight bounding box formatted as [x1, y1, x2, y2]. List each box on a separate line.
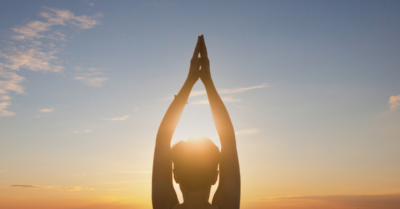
[1, 1, 400, 209]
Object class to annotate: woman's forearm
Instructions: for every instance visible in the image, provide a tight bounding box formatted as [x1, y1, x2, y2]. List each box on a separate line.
[204, 78, 241, 203]
[155, 79, 195, 147]
[204, 80, 237, 147]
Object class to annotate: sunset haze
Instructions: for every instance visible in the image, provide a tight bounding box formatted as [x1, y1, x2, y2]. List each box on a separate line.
[1, 0, 400, 208]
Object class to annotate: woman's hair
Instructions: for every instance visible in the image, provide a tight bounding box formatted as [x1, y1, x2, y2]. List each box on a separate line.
[171, 137, 220, 191]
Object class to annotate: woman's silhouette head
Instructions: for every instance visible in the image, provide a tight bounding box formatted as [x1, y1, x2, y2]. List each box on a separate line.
[171, 137, 220, 191]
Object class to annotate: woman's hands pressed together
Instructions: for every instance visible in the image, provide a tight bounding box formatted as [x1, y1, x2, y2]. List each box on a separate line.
[186, 36, 202, 85]
[187, 35, 212, 86]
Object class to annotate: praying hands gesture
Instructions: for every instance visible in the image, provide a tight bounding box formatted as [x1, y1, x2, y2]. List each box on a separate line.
[186, 35, 212, 86]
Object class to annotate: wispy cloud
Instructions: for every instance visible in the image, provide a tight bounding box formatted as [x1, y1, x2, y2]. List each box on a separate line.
[74, 67, 108, 87]
[235, 128, 260, 135]
[389, 95, 400, 110]
[185, 83, 268, 105]
[219, 83, 268, 94]
[189, 90, 207, 97]
[0, 102, 15, 116]
[0, 66, 25, 94]
[11, 20, 51, 40]
[0, 95, 11, 100]
[103, 115, 130, 121]
[0, 67, 23, 116]
[12, 8, 101, 40]
[0, 47, 63, 72]
[191, 99, 209, 105]
[0, 66, 25, 116]
[222, 96, 241, 102]
[191, 96, 241, 105]
[189, 83, 268, 98]
[39, 107, 54, 113]
[0, 8, 102, 116]
[74, 76, 108, 87]
[96, 181, 145, 184]
[5, 184, 90, 191]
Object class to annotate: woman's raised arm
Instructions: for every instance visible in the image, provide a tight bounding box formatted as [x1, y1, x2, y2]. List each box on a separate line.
[199, 35, 241, 209]
[152, 36, 202, 209]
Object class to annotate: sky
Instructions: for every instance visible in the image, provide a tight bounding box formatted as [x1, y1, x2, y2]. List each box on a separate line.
[0, 0, 400, 208]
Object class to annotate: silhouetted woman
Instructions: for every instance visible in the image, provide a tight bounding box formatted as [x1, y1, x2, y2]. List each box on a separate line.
[152, 35, 240, 209]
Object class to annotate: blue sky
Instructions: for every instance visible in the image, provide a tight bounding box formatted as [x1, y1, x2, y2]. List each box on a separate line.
[1, 1, 400, 208]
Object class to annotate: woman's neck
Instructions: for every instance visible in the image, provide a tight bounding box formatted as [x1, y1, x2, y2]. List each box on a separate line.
[180, 185, 212, 208]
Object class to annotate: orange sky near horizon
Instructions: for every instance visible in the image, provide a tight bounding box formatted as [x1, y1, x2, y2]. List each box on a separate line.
[2, 188, 400, 209]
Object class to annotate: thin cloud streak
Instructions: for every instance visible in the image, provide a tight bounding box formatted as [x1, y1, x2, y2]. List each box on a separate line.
[189, 83, 268, 98]
[74, 67, 108, 87]
[164, 84, 267, 102]
[222, 96, 241, 102]
[189, 90, 207, 97]
[74, 75, 108, 87]
[235, 128, 260, 135]
[103, 115, 130, 121]
[191, 96, 241, 105]
[74, 76, 108, 87]
[39, 107, 54, 113]
[219, 83, 268, 94]
[191, 99, 209, 105]
[5, 184, 88, 191]
[96, 181, 146, 184]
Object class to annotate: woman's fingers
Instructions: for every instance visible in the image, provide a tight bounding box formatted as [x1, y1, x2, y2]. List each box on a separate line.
[192, 36, 201, 59]
[201, 35, 208, 57]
